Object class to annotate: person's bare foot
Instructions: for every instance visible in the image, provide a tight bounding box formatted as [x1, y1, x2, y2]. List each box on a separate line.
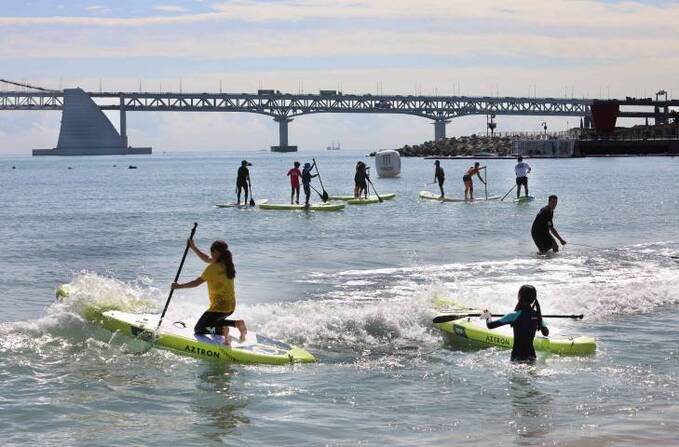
[235, 320, 247, 342]
[222, 328, 231, 346]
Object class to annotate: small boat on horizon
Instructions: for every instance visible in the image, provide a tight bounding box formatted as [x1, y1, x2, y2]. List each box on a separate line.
[326, 140, 341, 151]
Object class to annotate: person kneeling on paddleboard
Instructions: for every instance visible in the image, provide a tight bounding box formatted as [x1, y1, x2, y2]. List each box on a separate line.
[302, 162, 317, 207]
[463, 162, 485, 200]
[481, 285, 549, 363]
[171, 240, 246, 346]
[531, 195, 566, 254]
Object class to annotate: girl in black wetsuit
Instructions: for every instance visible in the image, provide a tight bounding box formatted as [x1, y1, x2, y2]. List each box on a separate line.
[481, 285, 549, 362]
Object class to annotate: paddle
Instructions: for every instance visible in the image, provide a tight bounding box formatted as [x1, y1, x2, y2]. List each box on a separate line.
[312, 158, 329, 202]
[248, 182, 256, 207]
[433, 313, 584, 324]
[366, 176, 383, 202]
[309, 184, 325, 201]
[500, 184, 517, 201]
[484, 168, 488, 200]
[155, 223, 198, 335]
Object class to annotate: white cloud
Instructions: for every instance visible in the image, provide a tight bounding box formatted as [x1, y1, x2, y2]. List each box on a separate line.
[152, 4, 189, 13]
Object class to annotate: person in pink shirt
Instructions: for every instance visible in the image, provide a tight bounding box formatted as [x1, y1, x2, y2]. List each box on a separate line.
[287, 161, 302, 204]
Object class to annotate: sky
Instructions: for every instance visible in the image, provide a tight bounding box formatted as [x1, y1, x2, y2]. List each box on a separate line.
[0, 0, 677, 154]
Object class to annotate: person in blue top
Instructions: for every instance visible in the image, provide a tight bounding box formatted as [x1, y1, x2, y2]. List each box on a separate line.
[481, 285, 549, 362]
[301, 162, 317, 207]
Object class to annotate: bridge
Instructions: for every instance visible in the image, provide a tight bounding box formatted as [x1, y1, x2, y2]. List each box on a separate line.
[0, 86, 677, 154]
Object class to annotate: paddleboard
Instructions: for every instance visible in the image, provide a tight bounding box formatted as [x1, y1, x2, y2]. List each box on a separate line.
[419, 191, 500, 202]
[259, 202, 345, 211]
[434, 316, 596, 356]
[513, 196, 535, 203]
[100, 311, 315, 364]
[215, 199, 268, 208]
[327, 193, 396, 201]
[346, 196, 388, 205]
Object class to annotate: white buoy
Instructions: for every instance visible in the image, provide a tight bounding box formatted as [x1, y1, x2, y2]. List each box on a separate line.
[374, 150, 401, 178]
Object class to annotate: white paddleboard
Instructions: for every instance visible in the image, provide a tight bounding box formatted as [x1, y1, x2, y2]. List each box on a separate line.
[215, 199, 268, 208]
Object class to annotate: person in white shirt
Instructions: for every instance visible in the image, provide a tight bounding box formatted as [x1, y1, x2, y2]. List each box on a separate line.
[515, 156, 532, 198]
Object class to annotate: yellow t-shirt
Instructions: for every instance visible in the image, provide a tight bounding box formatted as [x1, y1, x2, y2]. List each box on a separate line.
[200, 262, 236, 313]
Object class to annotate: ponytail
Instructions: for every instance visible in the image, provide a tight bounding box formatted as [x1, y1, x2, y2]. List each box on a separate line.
[210, 240, 236, 279]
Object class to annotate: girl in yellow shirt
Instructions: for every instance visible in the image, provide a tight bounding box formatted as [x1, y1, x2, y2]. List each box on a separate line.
[171, 240, 246, 346]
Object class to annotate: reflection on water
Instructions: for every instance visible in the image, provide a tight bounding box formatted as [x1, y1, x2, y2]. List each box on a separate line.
[508, 368, 553, 444]
[192, 363, 250, 442]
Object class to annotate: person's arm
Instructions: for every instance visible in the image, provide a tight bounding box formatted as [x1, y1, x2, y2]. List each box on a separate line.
[476, 169, 486, 184]
[527, 164, 532, 174]
[189, 240, 214, 263]
[483, 310, 520, 329]
[539, 319, 549, 336]
[550, 226, 566, 245]
[171, 277, 205, 290]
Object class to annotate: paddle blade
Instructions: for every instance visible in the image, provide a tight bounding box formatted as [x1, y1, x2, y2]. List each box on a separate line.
[322, 190, 329, 202]
[249, 197, 255, 207]
[432, 314, 471, 323]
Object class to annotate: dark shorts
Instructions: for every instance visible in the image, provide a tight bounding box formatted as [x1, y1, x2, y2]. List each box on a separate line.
[194, 311, 236, 335]
[516, 176, 528, 186]
[356, 181, 367, 189]
[462, 174, 472, 183]
[438, 178, 445, 187]
[532, 232, 556, 253]
[236, 181, 248, 189]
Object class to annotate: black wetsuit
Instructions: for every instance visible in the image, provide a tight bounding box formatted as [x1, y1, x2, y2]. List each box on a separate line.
[486, 309, 548, 362]
[435, 166, 445, 189]
[236, 166, 250, 202]
[301, 168, 317, 204]
[531, 205, 556, 253]
[354, 168, 367, 191]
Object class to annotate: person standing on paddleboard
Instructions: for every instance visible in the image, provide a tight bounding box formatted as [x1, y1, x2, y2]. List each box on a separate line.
[354, 161, 369, 199]
[287, 161, 302, 205]
[515, 156, 532, 198]
[531, 195, 566, 254]
[481, 285, 549, 362]
[236, 160, 251, 205]
[171, 240, 246, 346]
[434, 160, 445, 197]
[301, 162, 317, 207]
[463, 162, 486, 200]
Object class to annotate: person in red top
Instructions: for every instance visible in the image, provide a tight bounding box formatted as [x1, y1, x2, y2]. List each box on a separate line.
[287, 161, 302, 204]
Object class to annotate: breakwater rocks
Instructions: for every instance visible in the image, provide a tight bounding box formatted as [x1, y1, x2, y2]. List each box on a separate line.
[376, 135, 516, 157]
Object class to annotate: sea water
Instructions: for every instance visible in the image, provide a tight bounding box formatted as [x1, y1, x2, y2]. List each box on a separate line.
[1, 152, 678, 446]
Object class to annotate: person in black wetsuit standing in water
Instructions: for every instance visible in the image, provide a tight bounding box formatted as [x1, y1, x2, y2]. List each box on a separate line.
[236, 160, 251, 205]
[531, 195, 566, 254]
[481, 285, 549, 362]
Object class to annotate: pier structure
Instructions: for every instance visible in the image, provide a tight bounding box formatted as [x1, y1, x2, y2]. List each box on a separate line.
[1, 86, 677, 154]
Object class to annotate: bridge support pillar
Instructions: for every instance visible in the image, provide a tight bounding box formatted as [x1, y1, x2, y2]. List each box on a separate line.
[271, 117, 297, 152]
[120, 95, 128, 147]
[433, 119, 450, 141]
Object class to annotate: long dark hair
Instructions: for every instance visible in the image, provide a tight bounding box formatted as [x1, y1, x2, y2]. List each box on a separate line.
[210, 240, 236, 279]
[516, 284, 542, 322]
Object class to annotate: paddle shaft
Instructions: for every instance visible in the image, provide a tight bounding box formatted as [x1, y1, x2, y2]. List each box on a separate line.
[484, 169, 488, 200]
[500, 184, 517, 201]
[312, 158, 329, 201]
[156, 223, 198, 332]
[433, 313, 583, 324]
[366, 176, 383, 202]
